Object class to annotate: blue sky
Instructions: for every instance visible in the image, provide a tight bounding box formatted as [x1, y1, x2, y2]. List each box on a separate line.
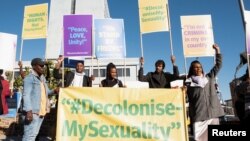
[0, 0, 250, 100]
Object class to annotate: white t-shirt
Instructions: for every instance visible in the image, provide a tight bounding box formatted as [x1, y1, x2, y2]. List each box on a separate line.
[71, 72, 85, 87]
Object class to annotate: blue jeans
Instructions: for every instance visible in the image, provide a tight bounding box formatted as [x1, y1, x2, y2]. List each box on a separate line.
[22, 114, 44, 141]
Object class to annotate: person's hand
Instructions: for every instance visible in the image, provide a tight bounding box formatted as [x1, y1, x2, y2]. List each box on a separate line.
[10, 90, 14, 97]
[171, 86, 179, 89]
[213, 44, 220, 54]
[54, 87, 60, 94]
[25, 111, 33, 122]
[18, 61, 23, 67]
[44, 60, 49, 66]
[171, 55, 176, 65]
[90, 75, 95, 81]
[140, 57, 144, 66]
[55, 55, 64, 69]
[57, 55, 64, 63]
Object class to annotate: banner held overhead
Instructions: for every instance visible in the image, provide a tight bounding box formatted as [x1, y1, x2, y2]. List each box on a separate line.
[22, 3, 48, 39]
[181, 15, 215, 57]
[63, 15, 92, 57]
[138, 0, 169, 33]
[95, 19, 126, 59]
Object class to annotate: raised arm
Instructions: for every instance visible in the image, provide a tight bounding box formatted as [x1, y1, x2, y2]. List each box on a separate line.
[171, 55, 179, 77]
[53, 56, 64, 79]
[207, 44, 222, 78]
[18, 61, 26, 79]
[138, 57, 150, 82]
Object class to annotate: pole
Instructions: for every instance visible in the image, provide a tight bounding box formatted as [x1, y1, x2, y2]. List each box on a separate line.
[91, 57, 94, 76]
[71, 0, 76, 14]
[19, 39, 24, 61]
[62, 28, 65, 88]
[98, 59, 100, 85]
[124, 58, 126, 85]
[139, 33, 144, 57]
[166, 1, 174, 55]
[138, 0, 144, 57]
[239, 0, 250, 78]
[184, 57, 188, 79]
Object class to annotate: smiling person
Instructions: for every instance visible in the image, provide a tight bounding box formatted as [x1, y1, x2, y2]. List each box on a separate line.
[100, 62, 125, 87]
[53, 55, 94, 87]
[138, 55, 179, 88]
[22, 58, 58, 141]
[185, 44, 224, 141]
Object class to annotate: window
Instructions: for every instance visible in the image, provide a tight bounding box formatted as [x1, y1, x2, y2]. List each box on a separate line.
[117, 68, 130, 77]
[93, 69, 106, 77]
[84, 69, 89, 76]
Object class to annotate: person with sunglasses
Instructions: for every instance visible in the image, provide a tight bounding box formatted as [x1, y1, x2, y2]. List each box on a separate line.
[22, 58, 58, 141]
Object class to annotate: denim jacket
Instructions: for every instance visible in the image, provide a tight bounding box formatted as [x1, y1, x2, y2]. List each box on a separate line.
[22, 71, 53, 113]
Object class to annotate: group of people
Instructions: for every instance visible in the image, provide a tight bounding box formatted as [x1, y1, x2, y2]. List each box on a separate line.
[0, 44, 225, 141]
[139, 44, 224, 141]
[19, 55, 128, 140]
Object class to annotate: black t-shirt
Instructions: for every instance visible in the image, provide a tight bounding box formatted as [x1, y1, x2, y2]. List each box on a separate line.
[101, 78, 123, 87]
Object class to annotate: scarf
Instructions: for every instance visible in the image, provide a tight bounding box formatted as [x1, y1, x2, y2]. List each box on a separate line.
[186, 75, 208, 88]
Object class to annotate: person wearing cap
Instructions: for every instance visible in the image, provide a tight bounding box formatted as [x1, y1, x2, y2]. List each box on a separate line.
[0, 69, 11, 115]
[53, 55, 94, 87]
[22, 58, 58, 141]
[138, 55, 179, 88]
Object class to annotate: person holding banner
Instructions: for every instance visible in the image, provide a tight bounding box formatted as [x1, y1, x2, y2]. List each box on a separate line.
[100, 63, 125, 87]
[53, 56, 94, 87]
[18, 61, 26, 79]
[22, 58, 58, 141]
[185, 44, 224, 141]
[0, 69, 11, 115]
[138, 56, 179, 88]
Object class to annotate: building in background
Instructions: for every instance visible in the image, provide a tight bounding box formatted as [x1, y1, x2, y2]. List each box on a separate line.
[14, 58, 148, 87]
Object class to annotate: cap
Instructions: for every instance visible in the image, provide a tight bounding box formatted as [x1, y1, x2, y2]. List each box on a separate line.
[31, 58, 45, 66]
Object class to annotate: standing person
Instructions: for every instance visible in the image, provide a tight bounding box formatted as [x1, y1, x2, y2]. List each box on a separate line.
[185, 44, 224, 141]
[53, 56, 94, 87]
[0, 69, 11, 115]
[100, 63, 125, 87]
[22, 58, 58, 141]
[138, 55, 179, 88]
[235, 69, 250, 124]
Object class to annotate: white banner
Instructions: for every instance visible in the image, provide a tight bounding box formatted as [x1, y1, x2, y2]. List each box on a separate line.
[0, 33, 17, 70]
[245, 10, 250, 54]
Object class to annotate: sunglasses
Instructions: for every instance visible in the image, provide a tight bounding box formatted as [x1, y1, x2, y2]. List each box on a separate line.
[38, 64, 44, 68]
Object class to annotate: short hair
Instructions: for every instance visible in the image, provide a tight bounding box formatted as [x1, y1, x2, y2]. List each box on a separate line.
[155, 60, 165, 69]
[76, 60, 84, 65]
[0, 69, 3, 75]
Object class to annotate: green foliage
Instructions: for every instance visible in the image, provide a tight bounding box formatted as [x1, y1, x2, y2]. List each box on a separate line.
[13, 61, 70, 91]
